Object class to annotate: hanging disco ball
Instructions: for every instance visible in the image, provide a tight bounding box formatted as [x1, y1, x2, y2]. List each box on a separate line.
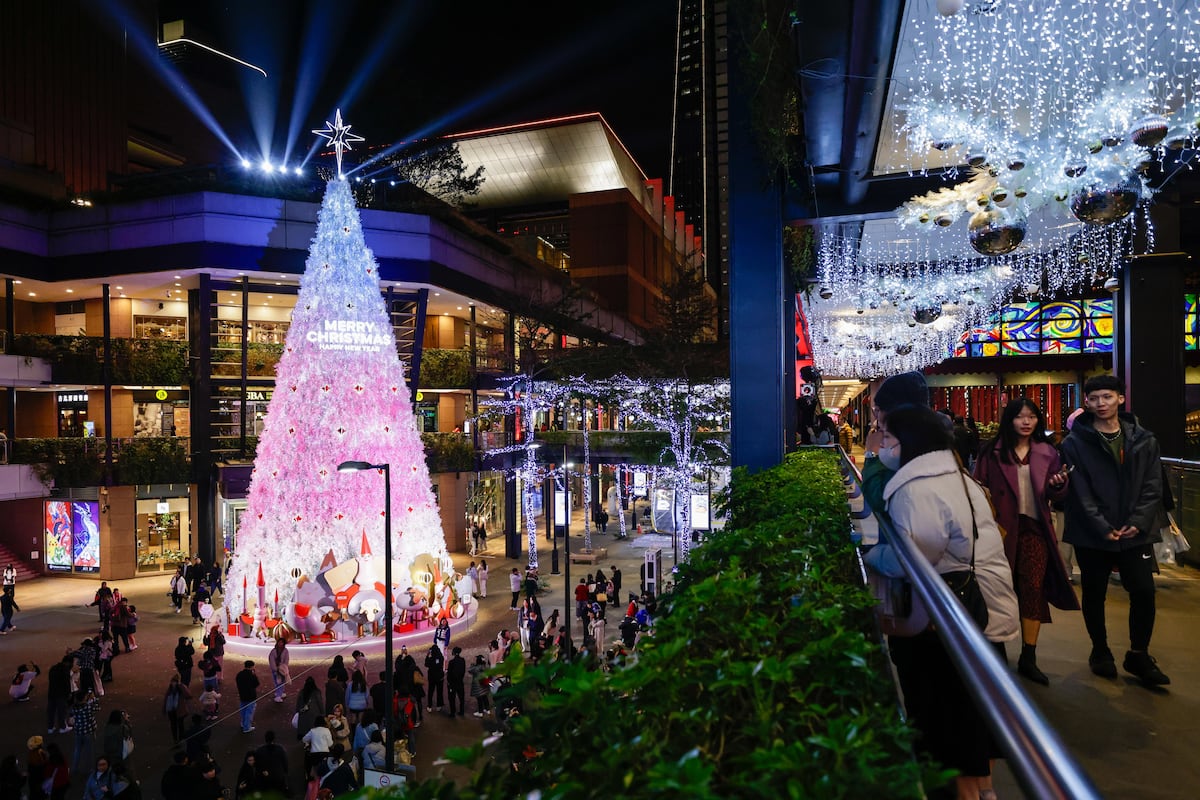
[819, 286, 833, 300]
[1103, 277, 1120, 292]
[1130, 114, 1169, 148]
[913, 306, 942, 325]
[1063, 160, 1088, 178]
[968, 208, 1027, 256]
[1069, 169, 1142, 225]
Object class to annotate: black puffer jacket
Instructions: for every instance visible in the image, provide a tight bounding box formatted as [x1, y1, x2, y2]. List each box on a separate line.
[1061, 410, 1162, 551]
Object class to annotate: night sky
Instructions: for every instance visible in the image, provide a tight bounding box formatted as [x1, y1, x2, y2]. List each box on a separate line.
[155, 1, 678, 178]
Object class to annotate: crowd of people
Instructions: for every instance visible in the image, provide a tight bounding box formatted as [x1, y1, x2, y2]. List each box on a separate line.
[862, 370, 1172, 800]
[0, 507, 661, 799]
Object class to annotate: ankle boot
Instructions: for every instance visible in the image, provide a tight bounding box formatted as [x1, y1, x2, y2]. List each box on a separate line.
[1018, 644, 1049, 686]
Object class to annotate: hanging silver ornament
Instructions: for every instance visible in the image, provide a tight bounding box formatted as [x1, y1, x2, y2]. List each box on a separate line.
[1103, 277, 1120, 292]
[919, 212, 931, 224]
[1087, 140, 1104, 154]
[1013, 187, 1028, 198]
[936, 0, 965, 15]
[967, 152, 988, 168]
[976, 193, 991, 209]
[1007, 152, 1027, 171]
[907, 319, 917, 328]
[934, 212, 955, 227]
[1063, 160, 1088, 178]
[1102, 135, 1123, 148]
[1167, 134, 1194, 151]
[1130, 114, 1169, 148]
[968, 207, 1027, 255]
[856, 308, 865, 315]
[913, 306, 942, 325]
[819, 286, 833, 300]
[931, 139, 956, 151]
[1069, 168, 1141, 225]
[992, 186, 1012, 207]
[896, 343, 913, 355]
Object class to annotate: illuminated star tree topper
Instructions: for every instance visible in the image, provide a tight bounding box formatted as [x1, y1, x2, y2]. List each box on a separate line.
[312, 108, 365, 179]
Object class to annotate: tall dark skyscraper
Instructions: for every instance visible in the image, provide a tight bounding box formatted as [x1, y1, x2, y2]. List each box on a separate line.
[670, 0, 729, 338]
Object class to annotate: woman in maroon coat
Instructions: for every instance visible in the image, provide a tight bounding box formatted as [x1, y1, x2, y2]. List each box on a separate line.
[974, 398, 1080, 685]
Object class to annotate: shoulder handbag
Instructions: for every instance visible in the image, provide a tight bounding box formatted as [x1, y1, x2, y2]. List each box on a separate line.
[868, 570, 930, 637]
[413, 670, 426, 686]
[944, 472, 990, 632]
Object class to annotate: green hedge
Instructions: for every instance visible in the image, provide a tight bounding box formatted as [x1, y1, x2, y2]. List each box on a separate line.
[420, 432, 475, 473]
[367, 449, 939, 799]
[419, 348, 471, 388]
[10, 334, 188, 385]
[10, 437, 189, 487]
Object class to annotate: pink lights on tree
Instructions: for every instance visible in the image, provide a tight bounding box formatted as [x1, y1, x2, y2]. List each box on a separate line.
[224, 179, 448, 617]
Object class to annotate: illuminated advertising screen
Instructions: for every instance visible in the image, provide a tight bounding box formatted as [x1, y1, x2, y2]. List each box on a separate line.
[633, 471, 647, 498]
[44, 501, 73, 572]
[72, 501, 101, 573]
[690, 493, 710, 531]
[554, 490, 569, 529]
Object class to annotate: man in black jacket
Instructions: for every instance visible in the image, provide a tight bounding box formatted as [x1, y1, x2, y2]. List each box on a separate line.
[46, 655, 73, 733]
[1061, 374, 1169, 686]
[254, 729, 290, 795]
[159, 751, 192, 800]
[446, 647, 467, 717]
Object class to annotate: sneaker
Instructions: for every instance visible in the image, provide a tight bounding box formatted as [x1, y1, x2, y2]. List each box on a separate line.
[273, 697, 285, 703]
[1123, 650, 1170, 686]
[130, 645, 138, 650]
[175, 609, 181, 614]
[1089, 646, 1117, 678]
[242, 726, 256, 733]
[427, 707, 433, 713]
[472, 711, 484, 717]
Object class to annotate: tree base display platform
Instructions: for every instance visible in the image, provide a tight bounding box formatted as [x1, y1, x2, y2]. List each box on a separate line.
[219, 600, 478, 660]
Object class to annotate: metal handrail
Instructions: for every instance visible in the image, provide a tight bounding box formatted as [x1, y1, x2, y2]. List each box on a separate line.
[835, 446, 1101, 800]
[1161, 457, 1200, 470]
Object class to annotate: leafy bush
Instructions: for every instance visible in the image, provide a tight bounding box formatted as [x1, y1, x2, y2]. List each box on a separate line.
[116, 437, 190, 484]
[9, 334, 188, 384]
[365, 449, 937, 799]
[419, 348, 471, 388]
[10, 438, 105, 487]
[420, 433, 475, 474]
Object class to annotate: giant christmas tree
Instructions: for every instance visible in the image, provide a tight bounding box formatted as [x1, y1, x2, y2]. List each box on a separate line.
[224, 178, 448, 621]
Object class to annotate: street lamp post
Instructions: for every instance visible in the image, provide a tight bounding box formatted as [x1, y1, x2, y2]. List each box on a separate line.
[337, 460, 395, 773]
[562, 443, 571, 656]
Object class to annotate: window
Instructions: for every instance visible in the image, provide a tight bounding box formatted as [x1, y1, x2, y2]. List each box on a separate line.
[134, 315, 187, 340]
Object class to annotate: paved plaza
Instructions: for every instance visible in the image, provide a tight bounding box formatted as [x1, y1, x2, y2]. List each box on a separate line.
[0, 514, 665, 794]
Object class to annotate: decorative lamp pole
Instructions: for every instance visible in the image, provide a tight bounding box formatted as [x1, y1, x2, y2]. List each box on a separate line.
[338, 460, 394, 772]
[562, 442, 571, 656]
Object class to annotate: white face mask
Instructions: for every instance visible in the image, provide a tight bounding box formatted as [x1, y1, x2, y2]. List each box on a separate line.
[878, 444, 901, 472]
